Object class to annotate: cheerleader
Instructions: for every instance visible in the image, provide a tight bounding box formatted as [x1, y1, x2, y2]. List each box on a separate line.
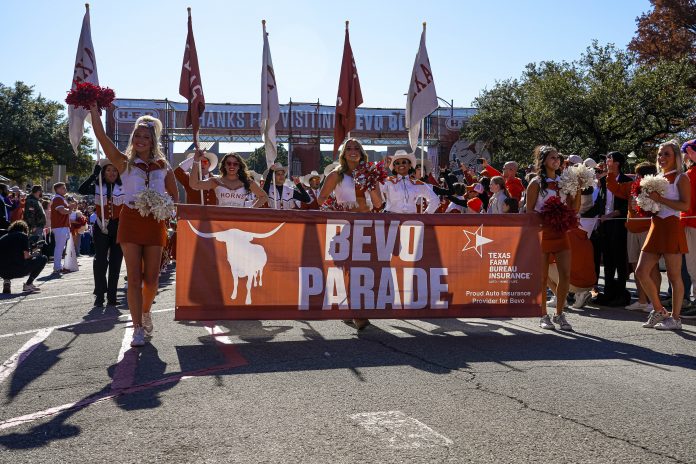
[263, 164, 311, 209]
[526, 145, 577, 331]
[318, 138, 384, 330]
[190, 151, 268, 208]
[89, 103, 179, 348]
[636, 140, 691, 330]
[382, 150, 440, 214]
[78, 159, 124, 307]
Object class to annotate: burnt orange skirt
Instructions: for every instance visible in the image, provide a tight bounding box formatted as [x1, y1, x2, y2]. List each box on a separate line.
[642, 215, 688, 254]
[117, 206, 167, 247]
[541, 225, 570, 254]
[568, 227, 596, 289]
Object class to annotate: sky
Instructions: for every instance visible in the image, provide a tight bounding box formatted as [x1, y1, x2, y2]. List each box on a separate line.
[3, 0, 651, 110]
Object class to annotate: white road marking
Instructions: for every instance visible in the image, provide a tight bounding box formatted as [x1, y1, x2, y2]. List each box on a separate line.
[350, 411, 453, 449]
[0, 328, 53, 386]
[111, 316, 136, 391]
[0, 291, 93, 306]
[0, 307, 174, 339]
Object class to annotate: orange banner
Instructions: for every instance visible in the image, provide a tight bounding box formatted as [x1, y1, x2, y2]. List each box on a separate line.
[175, 205, 543, 320]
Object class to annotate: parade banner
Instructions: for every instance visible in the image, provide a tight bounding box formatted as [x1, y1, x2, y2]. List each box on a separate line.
[175, 206, 543, 320]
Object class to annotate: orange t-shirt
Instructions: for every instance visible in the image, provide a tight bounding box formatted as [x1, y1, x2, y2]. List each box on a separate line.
[606, 175, 650, 233]
[50, 196, 70, 229]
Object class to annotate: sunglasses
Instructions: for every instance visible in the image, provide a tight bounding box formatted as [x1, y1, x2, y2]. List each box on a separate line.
[393, 160, 410, 166]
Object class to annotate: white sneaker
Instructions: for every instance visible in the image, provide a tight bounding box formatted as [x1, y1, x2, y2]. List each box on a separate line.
[642, 310, 667, 328]
[130, 327, 146, 347]
[22, 283, 41, 293]
[654, 317, 682, 331]
[571, 291, 591, 309]
[142, 313, 153, 336]
[546, 296, 557, 308]
[626, 301, 650, 312]
[539, 314, 556, 330]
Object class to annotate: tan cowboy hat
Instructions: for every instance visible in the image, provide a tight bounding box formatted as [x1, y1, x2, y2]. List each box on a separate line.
[389, 150, 417, 171]
[97, 158, 114, 168]
[186, 151, 218, 167]
[323, 162, 339, 177]
[301, 170, 324, 185]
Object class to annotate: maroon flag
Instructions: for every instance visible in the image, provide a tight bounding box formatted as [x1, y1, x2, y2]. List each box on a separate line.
[333, 21, 363, 157]
[179, 7, 205, 148]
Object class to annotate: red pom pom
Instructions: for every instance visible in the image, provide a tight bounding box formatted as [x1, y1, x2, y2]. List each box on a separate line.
[320, 195, 345, 211]
[353, 160, 389, 191]
[539, 196, 578, 233]
[65, 82, 116, 111]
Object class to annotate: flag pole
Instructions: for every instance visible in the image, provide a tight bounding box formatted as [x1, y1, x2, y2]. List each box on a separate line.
[420, 21, 426, 184]
[187, 6, 204, 206]
[84, 3, 107, 231]
[345, 21, 350, 145]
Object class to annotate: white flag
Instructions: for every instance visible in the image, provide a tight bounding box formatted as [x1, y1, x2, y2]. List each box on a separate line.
[261, 21, 280, 169]
[405, 24, 437, 152]
[68, 5, 99, 155]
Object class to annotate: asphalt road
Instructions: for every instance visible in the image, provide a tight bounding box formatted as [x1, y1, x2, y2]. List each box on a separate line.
[0, 256, 694, 463]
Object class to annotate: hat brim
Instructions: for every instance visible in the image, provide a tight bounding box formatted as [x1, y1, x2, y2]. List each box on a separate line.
[187, 151, 219, 167]
[389, 153, 417, 171]
[302, 172, 324, 184]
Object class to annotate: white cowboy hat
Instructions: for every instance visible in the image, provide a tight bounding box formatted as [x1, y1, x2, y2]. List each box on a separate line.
[301, 170, 324, 185]
[389, 150, 417, 171]
[186, 151, 218, 167]
[323, 162, 339, 177]
[263, 163, 289, 178]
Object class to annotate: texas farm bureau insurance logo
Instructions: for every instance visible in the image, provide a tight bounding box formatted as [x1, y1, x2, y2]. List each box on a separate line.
[461, 224, 532, 284]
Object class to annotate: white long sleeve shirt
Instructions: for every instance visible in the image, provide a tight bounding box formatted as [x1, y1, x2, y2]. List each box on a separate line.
[382, 175, 440, 214]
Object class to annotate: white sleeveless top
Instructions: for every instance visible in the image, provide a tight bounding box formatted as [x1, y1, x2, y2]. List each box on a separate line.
[334, 172, 359, 209]
[215, 183, 252, 207]
[657, 172, 684, 219]
[121, 159, 168, 206]
[533, 176, 565, 213]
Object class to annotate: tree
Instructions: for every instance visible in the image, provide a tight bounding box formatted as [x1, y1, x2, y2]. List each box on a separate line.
[0, 81, 93, 184]
[244, 143, 288, 174]
[628, 0, 696, 64]
[463, 43, 696, 165]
